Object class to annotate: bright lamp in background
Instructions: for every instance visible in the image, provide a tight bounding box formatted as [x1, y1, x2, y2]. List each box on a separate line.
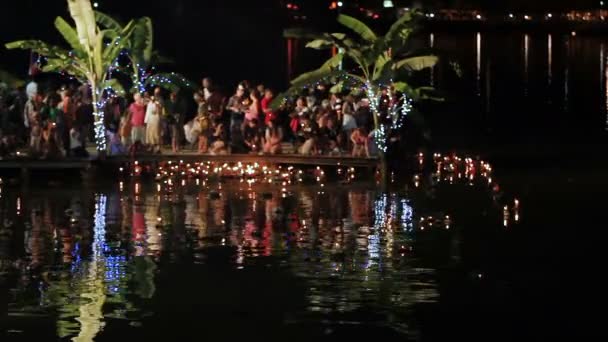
[383, 0, 394, 8]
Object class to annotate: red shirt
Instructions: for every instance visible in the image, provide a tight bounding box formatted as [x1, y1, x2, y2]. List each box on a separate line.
[261, 96, 276, 125]
[130, 102, 146, 127]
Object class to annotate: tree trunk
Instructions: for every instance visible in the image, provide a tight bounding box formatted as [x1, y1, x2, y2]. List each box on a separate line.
[90, 82, 106, 159]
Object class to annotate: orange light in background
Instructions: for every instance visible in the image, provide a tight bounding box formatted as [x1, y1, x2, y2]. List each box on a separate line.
[330, 2, 337, 10]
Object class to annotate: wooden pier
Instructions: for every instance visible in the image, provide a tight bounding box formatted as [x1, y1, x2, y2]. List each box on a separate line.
[0, 151, 379, 179]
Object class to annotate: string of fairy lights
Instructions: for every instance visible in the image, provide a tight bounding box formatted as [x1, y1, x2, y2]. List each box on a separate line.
[364, 81, 412, 153]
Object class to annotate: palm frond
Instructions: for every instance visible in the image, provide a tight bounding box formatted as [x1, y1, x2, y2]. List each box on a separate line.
[131, 17, 153, 65]
[100, 79, 126, 97]
[393, 55, 438, 71]
[145, 72, 194, 93]
[372, 52, 392, 81]
[306, 39, 334, 50]
[94, 11, 122, 30]
[384, 11, 416, 45]
[54, 17, 84, 55]
[5, 40, 71, 60]
[67, 0, 98, 50]
[337, 14, 377, 42]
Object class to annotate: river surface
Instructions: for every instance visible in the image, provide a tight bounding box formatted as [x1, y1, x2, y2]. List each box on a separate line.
[0, 156, 543, 341]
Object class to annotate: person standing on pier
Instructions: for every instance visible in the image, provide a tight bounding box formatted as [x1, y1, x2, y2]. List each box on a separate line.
[167, 91, 185, 153]
[25, 94, 42, 156]
[129, 93, 146, 145]
[145, 94, 162, 154]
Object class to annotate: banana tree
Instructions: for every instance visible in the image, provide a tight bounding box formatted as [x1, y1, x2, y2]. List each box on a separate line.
[95, 12, 193, 93]
[5, 0, 134, 152]
[277, 12, 441, 182]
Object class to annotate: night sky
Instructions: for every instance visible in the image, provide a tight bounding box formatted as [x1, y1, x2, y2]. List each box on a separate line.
[0, 0, 601, 90]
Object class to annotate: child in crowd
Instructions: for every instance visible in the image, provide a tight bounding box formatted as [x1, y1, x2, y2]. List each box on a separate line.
[243, 118, 262, 153]
[69, 124, 89, 158]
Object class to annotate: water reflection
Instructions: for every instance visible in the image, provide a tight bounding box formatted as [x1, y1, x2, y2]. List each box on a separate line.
[565, 38, 571, 111]
[604, 43, 608, 131]
[548, 34, 553, 88]
[1, 170, 515, 339]
[524, 33, 530, 96]
[430, 33, 435, 87]
[476, 32, 481, 96]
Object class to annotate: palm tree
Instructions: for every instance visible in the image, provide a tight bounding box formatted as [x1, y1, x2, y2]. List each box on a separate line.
[95, 12, 193, 94]
[5, 0, 135, 152]
[278, 12, 443, 184]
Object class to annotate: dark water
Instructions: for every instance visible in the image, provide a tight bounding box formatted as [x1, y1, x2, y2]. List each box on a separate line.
[0, 157, 536, 341]
[290, 31, 608, 148]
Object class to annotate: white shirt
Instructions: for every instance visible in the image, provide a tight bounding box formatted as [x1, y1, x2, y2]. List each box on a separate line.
[342, 113, 357, 131]
[203, 88, 212, 101]
[144, 101, 160, 125]
[70, 128, 82, 149]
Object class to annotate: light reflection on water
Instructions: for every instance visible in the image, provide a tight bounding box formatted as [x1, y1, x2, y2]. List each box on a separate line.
[0, 168, 512, 340]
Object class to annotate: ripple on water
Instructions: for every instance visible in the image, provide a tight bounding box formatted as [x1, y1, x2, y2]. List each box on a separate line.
[0, 166, 515, 340]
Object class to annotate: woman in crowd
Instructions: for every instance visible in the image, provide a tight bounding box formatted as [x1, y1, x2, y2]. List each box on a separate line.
[196, 103, 211, 153]
[41, 120, 61, 159]
[263, 119, 283, 155]
[144, 94, 162, 153]
[351, 127, 370, 158]
[245, 90, 261, 124]
[119, 109, 132, 148]
[297, 115, 318, 155]
[24, 93, 41, 153]
[208, 117, 228, 155]
[289, 97, 308, 138]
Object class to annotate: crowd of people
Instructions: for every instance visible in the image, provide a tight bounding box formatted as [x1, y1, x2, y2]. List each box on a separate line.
[0, 80, 92, 159]
[0, 77, 383, 159]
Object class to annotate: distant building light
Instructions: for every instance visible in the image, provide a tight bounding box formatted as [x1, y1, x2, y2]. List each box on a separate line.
[547, 13, 553, 18]
[286, 3, 292, 9]
[383, 0, 394, 8]
[329, 1, 337, 9]
[93, 2, 99, 8]
[476, 14, 482, 20]
[524, 15, 531, 20]
[373, 13, 380, 19]
[571, 31, 577, 36]
[404, 7, 410, 11]
[429, 13, 435, 18]
[509, 13, 514, 18]
[337, 1, 343, 7]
